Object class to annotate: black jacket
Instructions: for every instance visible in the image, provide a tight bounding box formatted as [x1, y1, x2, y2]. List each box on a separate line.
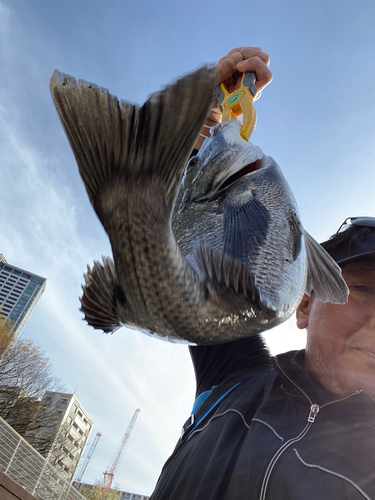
[150, 336, 375, 499]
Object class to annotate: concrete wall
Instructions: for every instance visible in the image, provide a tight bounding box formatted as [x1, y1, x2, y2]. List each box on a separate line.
[0, 471, 37, 500]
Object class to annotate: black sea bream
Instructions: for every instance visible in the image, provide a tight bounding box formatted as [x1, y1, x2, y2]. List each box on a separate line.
[50, 66, 348, 344]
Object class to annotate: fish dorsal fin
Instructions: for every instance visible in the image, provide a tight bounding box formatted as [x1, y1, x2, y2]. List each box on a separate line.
[304, 231, 349, 304]
[195, 241, 261, 305]
[50, 67, 217, 211]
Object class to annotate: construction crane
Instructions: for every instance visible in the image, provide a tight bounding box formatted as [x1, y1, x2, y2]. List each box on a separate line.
[102, 409, 140, 497]
[74, 432, 102, 488]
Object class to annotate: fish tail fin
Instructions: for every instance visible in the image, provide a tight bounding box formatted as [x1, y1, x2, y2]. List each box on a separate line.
[80, 257, 124, 334]
[304, 231, 349, 304]
[50, 67, 217, 211]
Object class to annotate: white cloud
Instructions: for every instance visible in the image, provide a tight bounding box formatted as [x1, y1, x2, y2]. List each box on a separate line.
[2, 0, 375, 495]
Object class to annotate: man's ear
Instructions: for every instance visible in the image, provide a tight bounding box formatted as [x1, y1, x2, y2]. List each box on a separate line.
[296, 294, 313, 330]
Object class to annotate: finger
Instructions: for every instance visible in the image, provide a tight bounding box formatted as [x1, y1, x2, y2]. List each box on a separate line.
[217, 51, 270, 85]
[237, 47, 270, 68]
[217, 51, 244, 82]
[236, 57, 273, 99]
[217, 47, 270, 82]
[223, 47, 263, 60]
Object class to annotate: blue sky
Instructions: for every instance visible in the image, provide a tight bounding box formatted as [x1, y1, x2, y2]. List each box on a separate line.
[1, 0, 375, 495]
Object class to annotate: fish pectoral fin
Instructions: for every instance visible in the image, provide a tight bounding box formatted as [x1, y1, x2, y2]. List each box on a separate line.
[80, 257, 124, 334]
[289, 211, 303, 261]
[50, 67, 217, 214]
[223, 197, 271, 262]
[304, 231, 349, 304]
[194, 241, 261, 304]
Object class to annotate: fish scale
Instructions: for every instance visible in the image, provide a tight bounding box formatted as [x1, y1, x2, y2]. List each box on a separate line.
[105, 182, 206, 341]
[50, 66, 349, 345]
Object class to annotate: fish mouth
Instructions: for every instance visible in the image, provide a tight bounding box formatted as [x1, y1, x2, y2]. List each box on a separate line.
[216, 158, 263, 192]
[193, 156, 264, 203]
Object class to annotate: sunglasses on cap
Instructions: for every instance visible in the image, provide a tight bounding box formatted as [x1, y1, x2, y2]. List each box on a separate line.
[336, 217, 375, 234]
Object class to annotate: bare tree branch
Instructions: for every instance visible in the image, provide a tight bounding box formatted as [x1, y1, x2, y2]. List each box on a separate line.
[0, 319, 64, 446]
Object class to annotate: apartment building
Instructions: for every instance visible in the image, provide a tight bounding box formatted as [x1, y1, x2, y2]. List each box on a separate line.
[27, 392, 94, 482]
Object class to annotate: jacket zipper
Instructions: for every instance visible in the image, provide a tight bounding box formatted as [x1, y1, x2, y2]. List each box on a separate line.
[259, 404, 319, 500]
[260, 356, 360, 500]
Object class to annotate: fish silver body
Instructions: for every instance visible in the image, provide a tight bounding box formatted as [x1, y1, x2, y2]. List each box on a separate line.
[50, 66, 348, 344]
[173, 119, 306, 324]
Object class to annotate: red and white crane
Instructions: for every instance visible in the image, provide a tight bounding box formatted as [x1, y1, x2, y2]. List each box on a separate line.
[102, 409, 140, 497]
[74, 432, 102, 487]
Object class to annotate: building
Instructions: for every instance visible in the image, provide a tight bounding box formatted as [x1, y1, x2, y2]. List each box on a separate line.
[27, 392, 94, 482]
[117, 491, 150, 500]
[76, 483, 150, 500]
[0, 255, 46, 340]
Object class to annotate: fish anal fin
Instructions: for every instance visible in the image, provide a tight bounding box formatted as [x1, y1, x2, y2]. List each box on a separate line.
[194, 241, 261, 305]
[80, 257, 124, 333]
[304, 231, 349, 304]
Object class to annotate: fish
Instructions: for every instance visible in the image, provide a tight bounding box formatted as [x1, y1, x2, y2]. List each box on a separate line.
[50, 66, 349, 345]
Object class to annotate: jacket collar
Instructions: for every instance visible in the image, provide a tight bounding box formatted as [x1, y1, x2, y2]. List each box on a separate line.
[272, 350, 375, 423]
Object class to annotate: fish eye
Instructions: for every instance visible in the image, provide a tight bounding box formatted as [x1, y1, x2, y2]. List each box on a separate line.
[186, 155, 199, 172]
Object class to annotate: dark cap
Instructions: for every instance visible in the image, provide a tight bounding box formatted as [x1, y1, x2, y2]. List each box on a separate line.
[323, 218, 375, 266]
[336, 231, 375, 264]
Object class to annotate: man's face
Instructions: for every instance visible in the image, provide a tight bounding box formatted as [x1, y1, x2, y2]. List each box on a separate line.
[296, 259, 375, 397]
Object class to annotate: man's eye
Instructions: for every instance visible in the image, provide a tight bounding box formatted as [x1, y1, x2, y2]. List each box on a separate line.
[352, 285, 374, 294]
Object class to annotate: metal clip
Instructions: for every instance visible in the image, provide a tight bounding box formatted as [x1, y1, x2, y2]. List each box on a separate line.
[180, 414, 195, 439]
[215, 71, 257, 142]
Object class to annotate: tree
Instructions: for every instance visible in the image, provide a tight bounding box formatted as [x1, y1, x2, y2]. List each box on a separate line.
[0, 331, 64, 438]
[80, 481, 120, 500]
[0, 309, 13, 354]
[30, 419, 72, 466]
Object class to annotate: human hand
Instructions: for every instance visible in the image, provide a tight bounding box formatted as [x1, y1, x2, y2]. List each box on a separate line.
[194, 47, 273, 150]
[217, 47, 272, 98]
